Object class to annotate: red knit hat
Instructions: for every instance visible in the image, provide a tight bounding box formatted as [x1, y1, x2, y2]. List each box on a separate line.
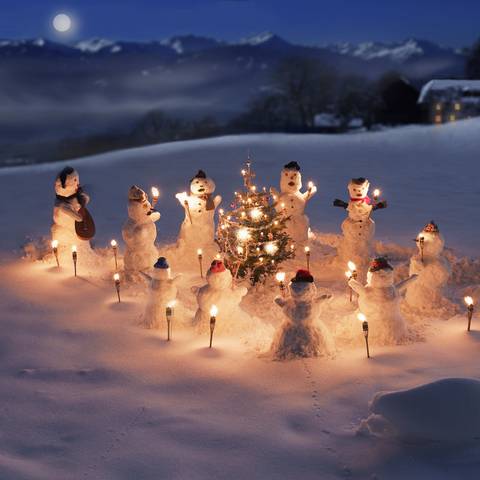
[291, 269, 314, 283]
[210, 260, 226, 273]
[369, 257, 393, 273]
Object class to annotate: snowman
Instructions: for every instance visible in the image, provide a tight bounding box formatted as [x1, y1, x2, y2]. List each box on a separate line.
[141, 257, 181, 329]
[270, 161, 316, 247]
[405, 221, 451, 312]
[51, 166, 95, 262]
[271, 269, 334, 360]
[193, 260, 248, 334]
[334, 177, 387, 281]
[176, 170, 222, 258]
[122, 185, 160, 279]
[348, 257, 417, 345]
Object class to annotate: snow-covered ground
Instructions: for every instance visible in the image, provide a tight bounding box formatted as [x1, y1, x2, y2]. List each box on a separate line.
[0, 120, 479, 479]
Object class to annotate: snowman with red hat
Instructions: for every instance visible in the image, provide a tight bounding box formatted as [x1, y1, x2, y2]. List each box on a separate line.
[348, 257, 417, 344]
[175, 170, 222, 258]
[270, 161, 317, 246]
[333, 177, 387, 280]
[404, 221, 452, 312]
[141, 257, 182, 329]
[193, 260, 248, 334]
[122, 185, 161, 279]
[271, 269, 334, 359]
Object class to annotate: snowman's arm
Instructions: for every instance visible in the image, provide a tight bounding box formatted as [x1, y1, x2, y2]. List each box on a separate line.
[191, 285, 201, 295]
[395, 274, 418, 293]
[148, 210, 161, 222]
[302, 185, 317, 201]
[171, 274, 182, 286]
[175, 192, 189, 208]
[270, 187, 280, 200]
[79, 191, 90, 206]
[348, 278, 366, 296]
[58, 203, 83, 221]
[333, 199, 348, 209]
[315, 293, 332, 304]
[236, 286, 248, 298]
[213, 195, 222, 208]
[372, 200, 387, 211]
[139, 271, 153, 282]
[274, 296, 287, 308]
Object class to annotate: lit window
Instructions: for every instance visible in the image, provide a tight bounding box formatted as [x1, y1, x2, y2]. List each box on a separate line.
[435, 103, 442, 111]
[434, 115, 442, 124]
[449, 114, 456, 122]
[454, 103, 461, 111]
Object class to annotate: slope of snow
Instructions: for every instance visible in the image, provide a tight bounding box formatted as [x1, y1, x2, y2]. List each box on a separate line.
[0, 121, 479, 479]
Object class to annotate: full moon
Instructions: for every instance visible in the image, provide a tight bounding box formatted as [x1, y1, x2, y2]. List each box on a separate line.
[52, 13, 72, 33]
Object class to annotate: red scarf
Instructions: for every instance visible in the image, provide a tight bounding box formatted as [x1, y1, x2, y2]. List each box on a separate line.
[350, 196, 371, 205]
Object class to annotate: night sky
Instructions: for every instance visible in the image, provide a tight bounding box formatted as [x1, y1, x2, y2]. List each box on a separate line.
[1, 0, 479, 48]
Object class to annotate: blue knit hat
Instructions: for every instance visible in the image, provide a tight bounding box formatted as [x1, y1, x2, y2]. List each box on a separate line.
[154, 257, 169, 269]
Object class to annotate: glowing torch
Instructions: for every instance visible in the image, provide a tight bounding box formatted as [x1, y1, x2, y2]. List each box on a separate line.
[209, 304, 218, 348]
[113, 273, 121, 303]
[71, 245, 77, 277]
[465, 296, 475, 331]
[358, 312, 370, 358]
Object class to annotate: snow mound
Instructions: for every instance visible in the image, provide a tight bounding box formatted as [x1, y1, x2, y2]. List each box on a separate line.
[359, 378, 480, 443]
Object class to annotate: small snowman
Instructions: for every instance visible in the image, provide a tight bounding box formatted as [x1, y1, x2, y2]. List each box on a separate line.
[271, 269, 334, 360]
[51, 166, 95, 261]
[141, 257, 181, 329]
[405, 221, 451, 312]
[271, 161, 316, 246]
[122, 185, 160, 278]
[348, 257, 417, 345]
[176, 170, 222, 257]
[334, 177, 387, 280]
[193, 260, 247, 334]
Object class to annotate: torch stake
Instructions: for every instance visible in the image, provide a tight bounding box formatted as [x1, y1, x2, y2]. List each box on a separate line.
[73, 252, 77, 277]
[363, 321, 370, 358]
[113, 247, 118, 270]
[467, 305, 474, 331]
[209, 316, 216, 348]
[420, 237, 425, 264]
[306, 252, 310, 270]
[166, 307, 173, 341]
[53, 248, 59, 267]
[115, 281, 121, 303]
[198, 254, 203, 278]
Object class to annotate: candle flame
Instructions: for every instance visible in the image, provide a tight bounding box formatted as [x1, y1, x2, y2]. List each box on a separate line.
[210, 305, 218, 316]
[357, 312, 367, 322]
[110, 239, 117, 247]
[373, 188, 380, 197]
[51, 240, 58, 248]
[347, 261, 356, 271]
[71, 245, 77, 253]
[465, 296, 474, 306]
[308, 181, 314, 189]
[151, 186, 159, 198]
[276, 271, 286, 282]
[113, 273, 120, 281]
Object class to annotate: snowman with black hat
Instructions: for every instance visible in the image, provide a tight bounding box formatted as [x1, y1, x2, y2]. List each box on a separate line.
[333, 177, 387, 280]
[122, 185, 161, 279]
[141, 257, 181, 329]
[405, 221, 451, 312]
[51, 166, 95, 262]
[271, 269, 334, 359]
[348, 257, 417, 344]
[270, 161, 317, 246]
[175, 170, 222, 257]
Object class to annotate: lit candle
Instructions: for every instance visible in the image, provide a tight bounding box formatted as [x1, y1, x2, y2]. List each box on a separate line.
[276, 271, 286, 296]
[110, 239, 118, 270]
[304, 246, 311, 270]
[357, 313, 370, 358]
[71, 245, 77, 277]
[151, 186, 159, 207]
[197, 249, 203, 278]
[209, 304, 218, 348]
[113, 273, 121, 303]
[465, 296, 475, 331]
[373, 189, 381, 201]
[166, 300, 175, 341]
[51, 240, 59, 267]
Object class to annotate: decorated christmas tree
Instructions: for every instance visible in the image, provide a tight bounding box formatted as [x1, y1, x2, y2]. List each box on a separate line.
[216, 159, 294, 285]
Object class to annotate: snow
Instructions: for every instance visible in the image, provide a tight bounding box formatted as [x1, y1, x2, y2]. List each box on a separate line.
[0, 120, 480, 478]
[418, 79, 480, 103]
[239, 32, 276, 46]
[75, 38, 116, 53]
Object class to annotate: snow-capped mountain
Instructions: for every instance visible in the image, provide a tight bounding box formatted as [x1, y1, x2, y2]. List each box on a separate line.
[160, 35, 222, 54]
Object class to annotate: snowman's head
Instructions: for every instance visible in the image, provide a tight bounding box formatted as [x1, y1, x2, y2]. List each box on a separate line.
[289, 269, 317, 301]
[206, 261, 232, 290]
[348, 177, 370, 199]
[366, 257, 394, 288]
[152, 257, 171, 280]
[280, 161, 302, 193]
[55, 166, 79, 197]
[190, 170, 216, 196]
[417, 221, 444, 257]
[127, 185, 154, 222]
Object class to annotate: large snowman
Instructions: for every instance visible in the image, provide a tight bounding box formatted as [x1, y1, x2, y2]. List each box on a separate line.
[405, 221, 451, 312]
[176, 170, 221, 258]
[271, 161, 316, 247]
[349, 257, 417, 345]
[193, 260, 248, 335]
[51, 166, 94, 262]
[141, 257, 181, 329]
[122, 185, 160, 279]
[270, 269, 334, 360]
[334, 177, 387, 281]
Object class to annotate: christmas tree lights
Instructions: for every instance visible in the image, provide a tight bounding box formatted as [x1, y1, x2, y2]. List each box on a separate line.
[216, 158, 294, 285]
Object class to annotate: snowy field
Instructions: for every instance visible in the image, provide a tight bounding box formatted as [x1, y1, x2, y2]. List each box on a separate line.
[0, 120, 480, 479]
